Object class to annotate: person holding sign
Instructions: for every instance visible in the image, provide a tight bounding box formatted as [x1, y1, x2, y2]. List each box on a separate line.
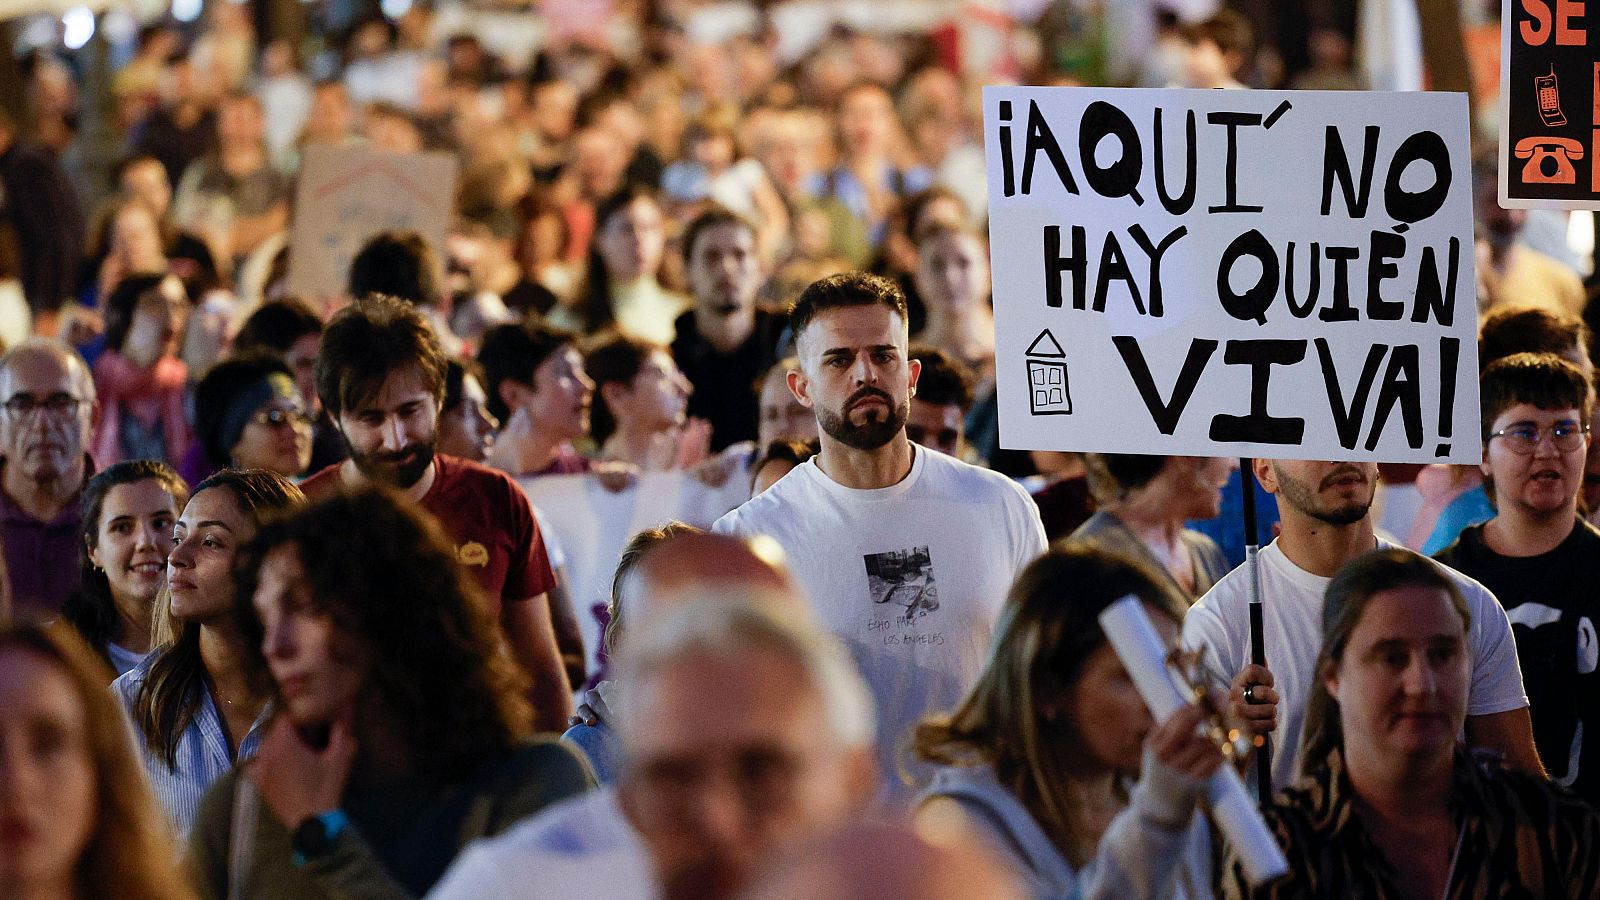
[1221, 549, 1600, 899]
[712, 272, 1046, 806]
[912, 544, 1223, 899]
[1182, 457, 1540, 790]
[1435, 353, 1600, 807]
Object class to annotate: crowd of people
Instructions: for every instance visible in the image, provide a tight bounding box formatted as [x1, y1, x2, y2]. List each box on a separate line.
[4, 1, 1600, 898]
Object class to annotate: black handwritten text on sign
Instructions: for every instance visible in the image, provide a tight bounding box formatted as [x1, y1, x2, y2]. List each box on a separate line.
[986, 88, 1479, 465]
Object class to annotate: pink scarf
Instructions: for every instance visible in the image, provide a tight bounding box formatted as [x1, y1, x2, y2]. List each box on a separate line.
[91, 351, 191, 466]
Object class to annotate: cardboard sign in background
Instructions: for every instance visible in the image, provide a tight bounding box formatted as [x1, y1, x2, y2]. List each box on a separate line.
[285, 145, 458, 300]
[986, 87, 1480, 464]
[1499, 0, 1600, 209]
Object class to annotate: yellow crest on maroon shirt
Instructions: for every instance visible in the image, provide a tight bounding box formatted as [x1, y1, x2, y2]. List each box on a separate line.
[458, 542, 489, 567]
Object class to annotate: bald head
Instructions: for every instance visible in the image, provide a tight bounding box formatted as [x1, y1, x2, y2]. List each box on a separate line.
[739, 821, 1025, 900]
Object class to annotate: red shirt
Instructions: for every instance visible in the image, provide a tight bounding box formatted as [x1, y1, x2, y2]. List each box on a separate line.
[300, 455, 555, 617]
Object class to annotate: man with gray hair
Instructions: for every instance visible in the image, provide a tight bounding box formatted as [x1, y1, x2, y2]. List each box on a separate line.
[0, 339, 96, 617]
[430, 534, 876, 900]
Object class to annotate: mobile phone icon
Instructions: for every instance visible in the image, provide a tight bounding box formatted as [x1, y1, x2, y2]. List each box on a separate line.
[1538, 67, 1568, 127]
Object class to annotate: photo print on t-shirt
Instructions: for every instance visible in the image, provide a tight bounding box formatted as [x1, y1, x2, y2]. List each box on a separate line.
[864, 546, 943, 644]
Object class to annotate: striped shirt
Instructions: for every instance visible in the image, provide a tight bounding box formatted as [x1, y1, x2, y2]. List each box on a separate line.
[1221, 748, 1600, 898]
[111, 653, 267, 835]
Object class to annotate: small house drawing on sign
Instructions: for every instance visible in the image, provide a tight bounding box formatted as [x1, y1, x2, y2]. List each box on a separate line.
[1025, 329, 1071, 415]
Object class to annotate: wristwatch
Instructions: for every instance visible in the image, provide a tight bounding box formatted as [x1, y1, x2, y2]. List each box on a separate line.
[291, 810, 349, 865]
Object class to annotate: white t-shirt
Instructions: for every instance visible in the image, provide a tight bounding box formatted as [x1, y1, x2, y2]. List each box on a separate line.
[428, 788, 651, 900]
[712, 446, 1047, 802]
[1182, 538, 1528, 789]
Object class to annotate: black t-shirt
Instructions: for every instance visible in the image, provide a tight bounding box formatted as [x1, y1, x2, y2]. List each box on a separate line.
[671, 308, 782, 451]
[1435, 518, 1600, 806]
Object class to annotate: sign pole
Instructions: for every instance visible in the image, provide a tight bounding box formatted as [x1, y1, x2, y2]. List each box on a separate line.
[1240, 458, 1273, 805]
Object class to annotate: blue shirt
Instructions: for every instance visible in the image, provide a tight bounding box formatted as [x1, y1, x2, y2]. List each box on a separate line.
[1424, 484, 1497, 555]
[111, 652, 268, 834]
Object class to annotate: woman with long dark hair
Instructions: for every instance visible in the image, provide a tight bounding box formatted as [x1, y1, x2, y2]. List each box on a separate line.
[111, 468, 305, 834]
[188, 487, 593, 898]
[0, 622, 195, 900]
[555, 186, 685, 345]
[60, 460, 188, 677]
[913, 544, 1224, 898]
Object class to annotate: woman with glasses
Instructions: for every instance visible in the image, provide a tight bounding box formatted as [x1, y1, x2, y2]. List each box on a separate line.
[189, 488, 592, 898]
[1434, 351, 1600, 806]
[187, 353, 314, 484]
[91, 272, 192, 466]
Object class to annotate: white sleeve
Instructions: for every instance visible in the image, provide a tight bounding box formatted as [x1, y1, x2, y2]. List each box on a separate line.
[1078, 751, 1210, 900]
[710, 508, 740, 536]
[1007, 479, 1049, 576]
[1182, 590, 1240, 695]
[1462, 580, 1531, 715]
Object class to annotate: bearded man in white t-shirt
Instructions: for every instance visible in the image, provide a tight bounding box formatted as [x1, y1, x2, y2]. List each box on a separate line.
[713, 272, 1046, 804]
[1183, 458, 1544, 789]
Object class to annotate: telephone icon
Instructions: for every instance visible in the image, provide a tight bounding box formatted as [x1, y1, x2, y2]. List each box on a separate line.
[1514, 136, 1584, 185]
[1537, 68, 1567, 127]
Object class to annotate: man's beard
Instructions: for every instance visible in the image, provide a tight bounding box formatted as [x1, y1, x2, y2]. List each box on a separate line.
[1273, 464, 1373, 526]
[347, 439, 435, 489]
[817, 386, 906, 451]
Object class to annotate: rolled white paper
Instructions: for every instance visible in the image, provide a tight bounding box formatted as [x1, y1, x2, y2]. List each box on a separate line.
[1099, 596, 1290, 887]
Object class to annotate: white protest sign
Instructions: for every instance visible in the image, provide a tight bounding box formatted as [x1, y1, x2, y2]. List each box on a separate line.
[285, 145, 458, 299]
[986, 87, 1480, 464]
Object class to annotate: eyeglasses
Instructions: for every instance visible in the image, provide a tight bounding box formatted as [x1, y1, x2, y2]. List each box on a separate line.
[250, 407, 313, 429]
[2, 393, 83, 418]
[1489, 422, 1590, 454]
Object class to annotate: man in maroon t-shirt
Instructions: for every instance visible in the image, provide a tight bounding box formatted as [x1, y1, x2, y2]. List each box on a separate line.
[303, 293, 574, 730]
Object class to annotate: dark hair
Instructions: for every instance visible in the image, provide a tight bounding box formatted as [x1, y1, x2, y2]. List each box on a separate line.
[193, 353, 296, 464]
[681, 204, 756, 266]
[578, 186, 663, 334]
[1186, 8, 1253, 58]
[1480, 305, 1591, 370]
[476, 320, 578, 424]
[232, 488, 532, 777]
[899, 186, 970, 245]
[1479, 351, 1594, 443]
[908, 344, 974, 410]
[1082, 454, 1170, 505]
[315, 293, 447, 419]
[913, 544, 1186, 867]
[749, 438, 819, 493]
[1300, 549, 1470, 778]
[346, 230, 440, 305]
[61, 462, 189, 665]
[584, 334, 656, 444]
[233, 298, 323, 356]
[104, 272, 177, 354]
[132, 469, 304, 766]
[443, 357, 486, 415]
[603, 521, 702, 656]
[788, 271, 909, 342]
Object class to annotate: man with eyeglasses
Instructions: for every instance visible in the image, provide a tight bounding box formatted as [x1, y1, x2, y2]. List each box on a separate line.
[1184, 447, 1541, 790]
[1436, 351, 1600, 805]
[0, 339, 96, 618]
